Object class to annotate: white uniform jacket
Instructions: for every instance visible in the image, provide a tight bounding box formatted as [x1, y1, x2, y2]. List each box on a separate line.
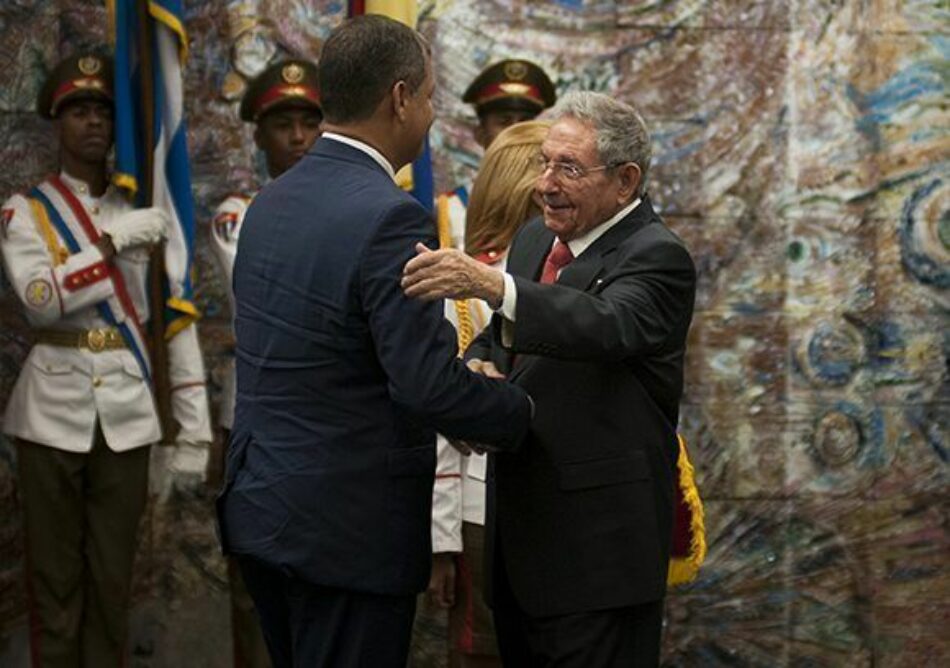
[207, 192, 255, 429]
[0, 172, 212, 453]
[431, 186, 506, 553]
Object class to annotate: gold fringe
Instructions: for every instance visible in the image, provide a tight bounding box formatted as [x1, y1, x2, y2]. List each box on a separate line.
[395, 164, 414, 193]
[164, 297, 200, 340]
[112, 172, 138, 197]
[149, 1, 189, 63]
[28, 198, 69, 266]
[667, 433, 707, 587]
[106, 0, 116, 46]
[436, 193, 475, 353]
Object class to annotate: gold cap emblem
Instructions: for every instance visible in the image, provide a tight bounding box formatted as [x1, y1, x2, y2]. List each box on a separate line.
[499, 82, 531, 96]
[78, 56, 102, 76]
[504, 61, 528, 81]
[282, 63, 305, 84]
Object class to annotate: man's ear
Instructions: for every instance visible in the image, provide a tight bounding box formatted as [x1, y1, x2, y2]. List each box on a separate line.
[392, 80, 409, 122]
[616, 162, 642, 203]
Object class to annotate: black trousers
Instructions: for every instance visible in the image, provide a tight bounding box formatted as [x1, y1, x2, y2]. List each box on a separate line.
[491, 546, 663, 667]
[237, 556, 416, 668]
[17, 434, 149, 668]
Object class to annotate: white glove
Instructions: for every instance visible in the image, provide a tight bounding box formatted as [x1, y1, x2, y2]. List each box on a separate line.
[149, 441, 210, 502]
[170, 440, 210, 476]
[102, 207, 169, 254]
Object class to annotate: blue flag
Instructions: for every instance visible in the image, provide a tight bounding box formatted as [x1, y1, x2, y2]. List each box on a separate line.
[110, 0, 199, 337]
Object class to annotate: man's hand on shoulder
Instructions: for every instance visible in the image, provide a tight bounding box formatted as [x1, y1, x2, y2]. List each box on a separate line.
[401, 243, 505, 307]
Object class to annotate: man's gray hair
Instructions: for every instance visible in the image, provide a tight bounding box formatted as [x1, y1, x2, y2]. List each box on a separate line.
[549, 91, 652, 197]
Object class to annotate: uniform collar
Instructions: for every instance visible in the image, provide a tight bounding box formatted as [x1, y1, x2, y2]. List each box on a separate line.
[58, 170, 113, 200]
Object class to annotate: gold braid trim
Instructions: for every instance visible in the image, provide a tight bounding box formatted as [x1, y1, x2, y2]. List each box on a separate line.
[667, 433, 708, 586]
[436, 193, 474, 353]
[28, 198, 69, 266]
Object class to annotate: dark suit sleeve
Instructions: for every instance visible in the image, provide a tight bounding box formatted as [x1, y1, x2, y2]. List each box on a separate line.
[511, 237, 695, 361]
[360, 201, 530, 448]
[463, 323, 494, 363]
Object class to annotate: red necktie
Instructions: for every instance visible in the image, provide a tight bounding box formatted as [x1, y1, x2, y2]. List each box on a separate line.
[540, 240, 574, 284]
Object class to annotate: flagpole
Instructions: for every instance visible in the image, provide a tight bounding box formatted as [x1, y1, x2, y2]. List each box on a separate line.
[138, 0, 175, 443]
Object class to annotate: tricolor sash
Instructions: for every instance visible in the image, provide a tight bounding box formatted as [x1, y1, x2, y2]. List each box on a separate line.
[29, 177, 153, 381]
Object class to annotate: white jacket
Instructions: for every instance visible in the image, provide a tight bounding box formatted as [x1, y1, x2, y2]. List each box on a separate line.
[206, 192, 255, 429]
[0, 172, 211, 452]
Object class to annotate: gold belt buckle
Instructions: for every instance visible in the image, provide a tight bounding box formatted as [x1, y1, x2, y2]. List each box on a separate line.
[87, 328, 107, 352]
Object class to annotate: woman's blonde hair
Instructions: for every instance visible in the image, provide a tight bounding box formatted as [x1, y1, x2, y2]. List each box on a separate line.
[465, 119, 551, 257]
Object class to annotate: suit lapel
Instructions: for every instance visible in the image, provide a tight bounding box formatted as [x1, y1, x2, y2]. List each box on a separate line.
[503, 221, 553, 379]
[557, 197, 656, 291]
[505, 199, 658, 380]
[510, 222, 555, 283]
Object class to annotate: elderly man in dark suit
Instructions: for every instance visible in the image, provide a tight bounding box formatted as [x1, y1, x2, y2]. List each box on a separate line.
[216, 15, 532, 668]
[402, 91, 697, 667]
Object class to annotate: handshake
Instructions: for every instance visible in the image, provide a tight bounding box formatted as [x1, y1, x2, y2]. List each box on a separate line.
[448, 357, 508, 456]
[99, 207, 169, 258]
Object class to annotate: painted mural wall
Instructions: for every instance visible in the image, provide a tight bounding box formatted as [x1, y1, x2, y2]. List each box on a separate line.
[0, 1, 946, 666]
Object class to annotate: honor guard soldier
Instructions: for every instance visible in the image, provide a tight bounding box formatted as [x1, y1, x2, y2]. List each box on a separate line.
[0, 53, 212, 667]
[207, 58, 322, 668]
[464, 58, 557, 151]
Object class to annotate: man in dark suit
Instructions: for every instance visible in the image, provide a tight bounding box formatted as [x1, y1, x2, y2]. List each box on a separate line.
[402, 91, 696, 666]
[216, 16, 532, 668]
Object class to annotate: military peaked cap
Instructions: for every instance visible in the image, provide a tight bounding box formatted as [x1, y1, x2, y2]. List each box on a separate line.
[37, 52, 114, 119]
[462, 59, 556, 117]
[239, 59, 321, 123]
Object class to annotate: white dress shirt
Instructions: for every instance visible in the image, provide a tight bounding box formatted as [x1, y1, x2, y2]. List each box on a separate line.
[498, 197, 642, 321]
[321, 132, 396, 181]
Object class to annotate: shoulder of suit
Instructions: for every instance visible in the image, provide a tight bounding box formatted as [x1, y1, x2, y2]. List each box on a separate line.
[619, 221, 695, 270]
[520, 216, 550, 241]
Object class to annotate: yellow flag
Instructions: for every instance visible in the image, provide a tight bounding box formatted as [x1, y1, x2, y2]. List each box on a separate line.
[364, 0, 417, 27]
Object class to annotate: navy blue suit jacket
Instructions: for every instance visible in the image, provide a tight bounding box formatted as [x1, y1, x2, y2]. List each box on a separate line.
[217, 138, 531, 596]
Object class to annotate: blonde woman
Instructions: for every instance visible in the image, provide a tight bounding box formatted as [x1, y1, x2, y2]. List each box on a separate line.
[429, 119, 551, 668]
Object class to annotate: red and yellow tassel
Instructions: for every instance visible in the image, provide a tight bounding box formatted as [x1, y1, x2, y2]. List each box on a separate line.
[668, 434, 707, 586]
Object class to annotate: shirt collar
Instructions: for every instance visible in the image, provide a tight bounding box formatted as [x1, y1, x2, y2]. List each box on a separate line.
[321, 132, 396, 182]
[565, 196, 642, 258]
[58, 170, 111, 200]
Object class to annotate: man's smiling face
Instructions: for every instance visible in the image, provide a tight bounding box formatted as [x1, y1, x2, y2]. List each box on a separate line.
[535, 117, 625, 242]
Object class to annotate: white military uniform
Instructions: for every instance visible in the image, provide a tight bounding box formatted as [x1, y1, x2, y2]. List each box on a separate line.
[207, 191, 256, 429]
[431, 186, 504, 553]
[0, 172, 212, 451]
